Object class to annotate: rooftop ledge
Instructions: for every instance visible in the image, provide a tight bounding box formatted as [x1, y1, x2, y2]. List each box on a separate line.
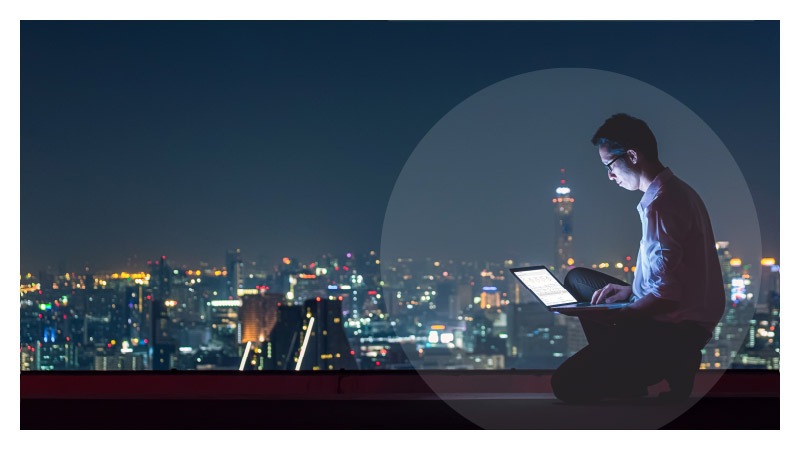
[21, 370, 779, 430]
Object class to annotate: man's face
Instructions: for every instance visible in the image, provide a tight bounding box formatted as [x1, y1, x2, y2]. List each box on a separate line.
[599, 145, 637, 191]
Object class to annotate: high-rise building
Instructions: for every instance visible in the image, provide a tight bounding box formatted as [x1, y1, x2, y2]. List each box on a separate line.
[238, 293, 283, 344]
[716, 241, 734, 294]
[296, 297, 358, 370]
[149, 256, 176, 370]
[264, 305, 305, 370]
[435, 278, 456, 318]
[553, 169, 575, 280]
[226, 249, 243, 299]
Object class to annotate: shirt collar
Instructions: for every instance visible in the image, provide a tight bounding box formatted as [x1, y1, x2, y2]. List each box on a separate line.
[638, 167, 673, 210]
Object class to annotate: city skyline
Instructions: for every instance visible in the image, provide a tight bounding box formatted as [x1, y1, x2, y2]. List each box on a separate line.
[20, 21, 779, 275]
[20, 235, 779, 372]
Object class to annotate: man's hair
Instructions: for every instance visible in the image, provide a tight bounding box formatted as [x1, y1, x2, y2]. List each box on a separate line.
[591, 113, 659, 162]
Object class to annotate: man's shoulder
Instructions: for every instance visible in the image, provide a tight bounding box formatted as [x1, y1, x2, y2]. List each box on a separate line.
[648, 176, 710, 227]
[653, 175, 702, 204]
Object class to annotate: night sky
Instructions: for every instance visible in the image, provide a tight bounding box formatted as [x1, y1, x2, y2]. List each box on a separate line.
[20, 21, 779, 274]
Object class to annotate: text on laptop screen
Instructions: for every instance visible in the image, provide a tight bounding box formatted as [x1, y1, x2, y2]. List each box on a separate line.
[515, 268, 577, 306]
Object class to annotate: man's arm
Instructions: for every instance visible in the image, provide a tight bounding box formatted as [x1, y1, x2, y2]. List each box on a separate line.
[584, 282, 680, 323]
[618, 293, 680, 322]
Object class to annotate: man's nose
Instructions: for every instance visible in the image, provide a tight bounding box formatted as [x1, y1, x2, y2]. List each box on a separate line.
[607, 171, 616, 181]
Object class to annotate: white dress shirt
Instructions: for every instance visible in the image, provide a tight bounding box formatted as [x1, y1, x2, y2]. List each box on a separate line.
[631, 168, 726, 332]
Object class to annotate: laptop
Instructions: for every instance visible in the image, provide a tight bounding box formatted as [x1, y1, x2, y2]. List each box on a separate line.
[508, 265, 628, 312]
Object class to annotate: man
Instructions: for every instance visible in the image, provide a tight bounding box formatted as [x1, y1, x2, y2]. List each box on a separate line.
[550, 113, 725, 403]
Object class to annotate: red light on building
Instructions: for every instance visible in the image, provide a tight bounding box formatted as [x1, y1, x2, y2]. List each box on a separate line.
[316, 297, 321, 302]
[350, 350, 355, 355]
[368, 290, 377, 295]
[375, 361, 381, 366]
[343, 266, 349, 271]
[626, 256, 631, 261]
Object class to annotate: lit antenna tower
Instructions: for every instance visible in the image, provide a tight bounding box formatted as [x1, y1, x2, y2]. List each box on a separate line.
[553, 169, 575, 280]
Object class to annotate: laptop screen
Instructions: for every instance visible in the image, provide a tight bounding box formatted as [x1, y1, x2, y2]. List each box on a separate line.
[511, 267, 577, 307]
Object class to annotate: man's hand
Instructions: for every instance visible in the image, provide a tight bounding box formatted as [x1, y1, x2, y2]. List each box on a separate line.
[591, 284, 633, 305]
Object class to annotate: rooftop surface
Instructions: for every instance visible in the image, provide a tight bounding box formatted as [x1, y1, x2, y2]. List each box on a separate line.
[21, 369, 779, 430]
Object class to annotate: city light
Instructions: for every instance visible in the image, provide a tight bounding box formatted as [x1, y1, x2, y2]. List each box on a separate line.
[239, 341, 252, 371]
[295, 317, 315, 371]
[19, 233, 778, 374]
[209, 300, 242, 307]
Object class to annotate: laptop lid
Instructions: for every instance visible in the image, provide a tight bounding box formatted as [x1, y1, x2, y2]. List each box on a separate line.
[508, 265, 578, 308]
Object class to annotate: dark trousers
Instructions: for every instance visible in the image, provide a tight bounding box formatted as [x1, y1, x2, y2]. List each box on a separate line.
[551, 267, 711, 403]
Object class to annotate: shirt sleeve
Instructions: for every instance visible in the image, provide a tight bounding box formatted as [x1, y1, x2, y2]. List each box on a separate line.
[645, 200, 692, 301]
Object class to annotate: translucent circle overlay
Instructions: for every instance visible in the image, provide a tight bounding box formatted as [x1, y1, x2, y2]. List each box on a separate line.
[379, 68, 762, 429]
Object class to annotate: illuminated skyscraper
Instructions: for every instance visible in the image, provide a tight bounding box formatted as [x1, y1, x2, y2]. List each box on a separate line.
[553, 169, 575, 280]
[238, 293, 283, 344]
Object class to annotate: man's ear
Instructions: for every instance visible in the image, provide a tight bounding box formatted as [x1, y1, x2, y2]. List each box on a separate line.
[627, 148, 638, 165]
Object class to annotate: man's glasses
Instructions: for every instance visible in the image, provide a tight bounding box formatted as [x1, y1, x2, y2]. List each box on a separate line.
[604, 153, 626, 172]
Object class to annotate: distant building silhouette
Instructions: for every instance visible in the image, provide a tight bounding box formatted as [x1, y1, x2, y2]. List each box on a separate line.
[264, 304, 304, 370]
[226, 249, 243, 299]
[296, 297, 358, 370]
[149, 256, 176, 370]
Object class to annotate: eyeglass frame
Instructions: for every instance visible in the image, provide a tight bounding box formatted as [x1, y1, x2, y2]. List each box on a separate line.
[596, 138, 629, 173]
[604, 152, 627, 173]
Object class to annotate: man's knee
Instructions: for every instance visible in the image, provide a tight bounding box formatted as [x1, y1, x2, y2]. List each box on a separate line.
[563, 267, 591, 290]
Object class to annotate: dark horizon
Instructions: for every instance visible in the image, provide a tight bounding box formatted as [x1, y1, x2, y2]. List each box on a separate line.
[20, 21, 780, 275]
